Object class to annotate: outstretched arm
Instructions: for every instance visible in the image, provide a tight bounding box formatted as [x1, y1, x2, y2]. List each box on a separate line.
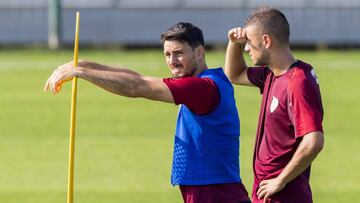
[224, 27, 253, 86]
[44, 60, 174, 103]
[257, 131, 324, 202]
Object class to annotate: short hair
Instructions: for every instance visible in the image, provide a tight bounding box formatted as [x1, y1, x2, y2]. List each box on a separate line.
[161, 22, 205, 49]
[245, 7, 290, 44]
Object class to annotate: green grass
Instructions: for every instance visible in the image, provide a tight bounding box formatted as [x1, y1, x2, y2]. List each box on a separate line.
[0, 48, 359, 202]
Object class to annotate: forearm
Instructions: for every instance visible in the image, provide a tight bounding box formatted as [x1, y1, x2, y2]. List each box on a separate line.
[75, 61, 148, 97]
[277, 132, 324, 185]
[224, 42, 247, 83]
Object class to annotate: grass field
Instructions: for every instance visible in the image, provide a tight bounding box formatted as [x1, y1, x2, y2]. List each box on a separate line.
[0, 48, 359, 202]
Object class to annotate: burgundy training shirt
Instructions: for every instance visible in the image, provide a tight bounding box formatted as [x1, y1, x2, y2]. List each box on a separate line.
[163, 76, 220, 115]
[248, 61, 323, 203]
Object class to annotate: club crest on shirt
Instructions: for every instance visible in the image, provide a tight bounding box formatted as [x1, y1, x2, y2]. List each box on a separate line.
[270, 96, 279, 113]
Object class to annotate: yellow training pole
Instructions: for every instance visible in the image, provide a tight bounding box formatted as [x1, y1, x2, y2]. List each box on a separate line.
[67, 11, 80, 203]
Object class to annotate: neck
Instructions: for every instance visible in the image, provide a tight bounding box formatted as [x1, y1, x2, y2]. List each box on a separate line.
[268, 47, 296, 76]
[193, 62, 208, 76]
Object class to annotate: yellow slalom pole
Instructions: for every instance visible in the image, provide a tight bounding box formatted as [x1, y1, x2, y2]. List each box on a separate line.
[67, 11, 80, 203]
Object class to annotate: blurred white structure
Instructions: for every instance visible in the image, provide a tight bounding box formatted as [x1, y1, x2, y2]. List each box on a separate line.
[0, 0, 359, 47]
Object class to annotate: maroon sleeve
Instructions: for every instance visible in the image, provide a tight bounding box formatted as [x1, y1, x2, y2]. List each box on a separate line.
[163, 77, 220, 115]
[288, 68, 324, 138]
[247, 67, 271, 94]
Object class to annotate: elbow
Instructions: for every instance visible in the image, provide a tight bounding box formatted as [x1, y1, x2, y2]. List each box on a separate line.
[311, 132, 325, 154]
[224, 66, 247, 85]
[224, 71, 237, 84]
[302, 131, 324, 156]
[315, 138, 324, 153]
[227, 75, 246, 85]
[227, 76, 237, 84]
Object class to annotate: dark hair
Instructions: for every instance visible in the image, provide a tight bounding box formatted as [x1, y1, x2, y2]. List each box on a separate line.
[245, 7, 290, 44]
[161, 22, 205, 49]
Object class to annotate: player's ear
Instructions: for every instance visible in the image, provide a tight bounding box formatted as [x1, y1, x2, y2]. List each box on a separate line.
[195, 46, 205, 60]
[263, 34, 272, 49]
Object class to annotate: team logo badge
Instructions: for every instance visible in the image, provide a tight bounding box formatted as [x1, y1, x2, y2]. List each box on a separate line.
[270, 96, 279, 113]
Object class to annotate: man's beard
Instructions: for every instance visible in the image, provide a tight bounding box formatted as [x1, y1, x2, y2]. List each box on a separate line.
[254, 52, 270, 66]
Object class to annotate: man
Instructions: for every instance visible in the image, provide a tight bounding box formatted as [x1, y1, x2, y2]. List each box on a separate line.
[224, 8, 324, 203]
[44, 22, 250, 203]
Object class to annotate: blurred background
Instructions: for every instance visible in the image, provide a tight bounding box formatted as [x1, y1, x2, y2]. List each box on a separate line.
[1, 0, 360, 49]
[0, 1, 359, 203]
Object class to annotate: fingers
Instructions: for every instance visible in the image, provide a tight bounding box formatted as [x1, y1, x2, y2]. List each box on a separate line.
[235, 27, 246, 38]
[44, 63, 75, 94]
[257, 180, 270, 200]
[257, 179, 282, 202]
[258, 190, 266, 200]
[264, 194, 270, 203]
[44, 78, 50, 92]
[50, 69, 61, 94]
[259, 179, 268, 187]
[44, 71, 57, 94]
[228, 27, 247, 44]
[257, 184, 267, 199]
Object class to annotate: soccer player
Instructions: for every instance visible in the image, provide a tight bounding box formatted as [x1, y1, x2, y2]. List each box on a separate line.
[44, 22, 250, 203]
[224, 7, 324, 203]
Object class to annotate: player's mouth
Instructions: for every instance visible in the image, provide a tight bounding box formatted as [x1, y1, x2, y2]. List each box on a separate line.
[172, 63, 182, 68]
[171, 65, 184, 77]
[171, 64, 182, 71]
[172, 69, 182, 76]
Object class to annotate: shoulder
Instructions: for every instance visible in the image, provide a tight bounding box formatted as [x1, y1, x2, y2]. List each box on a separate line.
[247, 66, 271, 93]
[163, 77, 217, 103]
[199, 68, 227, 82]
[163, 76, 216, 89]
[162, 76, 219, 111]
[247, 66, 271, 76]
[289, 61, 318, 88]
[287, 61, 321, 98]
